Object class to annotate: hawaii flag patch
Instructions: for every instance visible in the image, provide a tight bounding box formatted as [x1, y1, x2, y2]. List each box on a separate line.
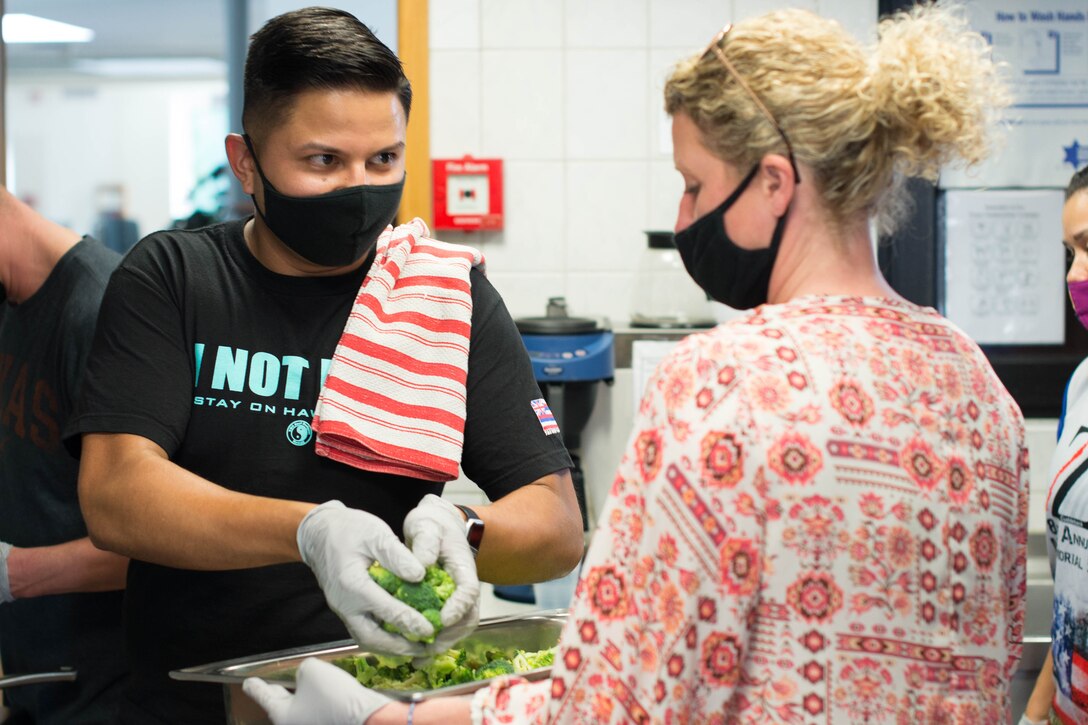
[531, 398, 561, 436]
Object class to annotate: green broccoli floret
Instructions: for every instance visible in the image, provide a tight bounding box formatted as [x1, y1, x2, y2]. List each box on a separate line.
[425, 565, 456, 602]
[449, 665, 475, 684]
[474, 658, 516, 680]
[397, 580, 444, 612]
[512, 647, 555, 672]
[368, 562, 401, 595]
[368, 561, 457, 644]
[463, 640, 507, 669]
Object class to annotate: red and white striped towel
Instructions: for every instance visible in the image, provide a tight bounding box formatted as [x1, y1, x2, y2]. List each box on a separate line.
[312, 218, 485, 482]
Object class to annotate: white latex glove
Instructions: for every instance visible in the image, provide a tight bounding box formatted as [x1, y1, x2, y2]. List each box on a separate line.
[1017, 715, 1047, 725]
[297, 500, 432, 656]
[402, 494, 481, 651]
[0, 541, 12, 603]
[243, 657, 392, 725]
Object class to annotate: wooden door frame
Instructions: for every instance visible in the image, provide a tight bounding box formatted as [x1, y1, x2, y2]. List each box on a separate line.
[398, 0, 430, 224]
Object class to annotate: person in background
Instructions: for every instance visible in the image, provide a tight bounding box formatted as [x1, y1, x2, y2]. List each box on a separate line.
[0, 186, 128, 723]
[1021, 165, 1088, 724]
[66, 7, 582, 724]
[243, 4, 1028, 723]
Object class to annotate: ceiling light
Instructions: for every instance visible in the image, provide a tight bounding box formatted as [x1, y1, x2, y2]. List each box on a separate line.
[2, 13, 95, 44]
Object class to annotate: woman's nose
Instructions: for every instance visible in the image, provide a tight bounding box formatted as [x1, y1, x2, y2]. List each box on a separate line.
[1068, 253, 1088, 283]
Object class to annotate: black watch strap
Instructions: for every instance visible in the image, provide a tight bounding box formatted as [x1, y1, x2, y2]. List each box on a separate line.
[454, 504, 485, 556]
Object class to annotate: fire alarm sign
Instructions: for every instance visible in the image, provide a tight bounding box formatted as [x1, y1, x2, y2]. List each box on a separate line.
[432, 156, 503, 231]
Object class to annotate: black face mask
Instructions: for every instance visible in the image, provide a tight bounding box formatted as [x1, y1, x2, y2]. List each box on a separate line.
[243, 135, 404, 267]
[673, 165, 788, 310]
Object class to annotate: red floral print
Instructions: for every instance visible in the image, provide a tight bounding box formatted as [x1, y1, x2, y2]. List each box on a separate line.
[480, 296, 1028, 725]
[768, 431, 823, 486]
[699, 431, 744, 488]
[830, 378, 875, 426]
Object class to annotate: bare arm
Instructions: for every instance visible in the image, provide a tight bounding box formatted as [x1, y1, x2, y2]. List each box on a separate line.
[6, 538, 127, 598]
[370, 698, 471, 725]
[1024, 646, 1055, 722]
[79, 432, 314, 569]
[471, 469, 584, 584]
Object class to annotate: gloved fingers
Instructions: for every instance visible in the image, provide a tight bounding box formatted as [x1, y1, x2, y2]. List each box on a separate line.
[429, 606, 479, 652]
[342, 613, 427, 657]
[296, 657, 357, 694]
[341, 578, 435, 639]
[371, 532, 426, 583]
[242, 677, 293, 720]
[406, 527, 442, 568]
[439, 582, 480, 628]
[434, 536, 480, 622]
[403, 496, 458, 568]
[297, 659, 394, 723]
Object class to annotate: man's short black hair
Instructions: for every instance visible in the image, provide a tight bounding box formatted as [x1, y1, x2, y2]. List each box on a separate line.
[242, 6, 412, 140]
[1068, 165, 1088, 201]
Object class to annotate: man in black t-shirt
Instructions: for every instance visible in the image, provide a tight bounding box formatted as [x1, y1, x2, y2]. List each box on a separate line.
[0, 186, 127, 724]
[66, 8, 582, 724]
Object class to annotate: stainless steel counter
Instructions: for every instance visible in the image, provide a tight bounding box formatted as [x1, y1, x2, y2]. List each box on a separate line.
[1014, 534, 1053, 718]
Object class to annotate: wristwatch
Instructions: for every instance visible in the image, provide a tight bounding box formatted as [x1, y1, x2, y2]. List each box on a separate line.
[454, 504, 485, 557]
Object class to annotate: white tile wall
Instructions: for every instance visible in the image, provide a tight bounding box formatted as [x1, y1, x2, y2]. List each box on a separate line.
[485, 271, 567, 319]
[479, 50, 565, 160]
[563, 161, 647, 273]
[477, 161, 567, 275]
[647, 0, 731, 50]
[428, 1, 934, 504]
[430, 51, 482, 156]
[429, 0, 879, 322]
[564, 49, 648, 160]
[479, 0, 564, 49]
[565, 0, 649, 49]
[429, 0, 481, 50]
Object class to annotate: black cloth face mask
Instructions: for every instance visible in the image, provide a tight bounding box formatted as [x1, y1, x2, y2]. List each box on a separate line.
[673, 164, 788, 310]
[243, 134, 404, 267]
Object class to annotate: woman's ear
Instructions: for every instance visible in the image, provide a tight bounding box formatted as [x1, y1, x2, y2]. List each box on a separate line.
[224, 133, 257, 195]
[759, 153, 798, 218]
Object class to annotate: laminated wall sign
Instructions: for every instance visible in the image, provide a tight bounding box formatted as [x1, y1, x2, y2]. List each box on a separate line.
[941, 1, 1088, 188]
[941, 189, 1066, 344]
[432, 156, 503, 231]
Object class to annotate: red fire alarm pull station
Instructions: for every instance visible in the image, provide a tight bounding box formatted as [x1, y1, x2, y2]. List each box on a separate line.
[432, 156, 503, 231]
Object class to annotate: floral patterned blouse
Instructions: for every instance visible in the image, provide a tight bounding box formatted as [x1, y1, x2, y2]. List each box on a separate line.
[478, 296, 1028, 724]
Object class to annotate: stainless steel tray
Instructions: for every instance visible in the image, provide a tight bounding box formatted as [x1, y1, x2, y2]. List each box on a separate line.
[0, 669, 76, 689]
[171, 610, 567, 725]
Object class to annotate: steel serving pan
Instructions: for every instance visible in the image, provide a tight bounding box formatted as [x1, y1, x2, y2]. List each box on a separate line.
[171, 610, 567, 725]
[0, 669, 77, 689]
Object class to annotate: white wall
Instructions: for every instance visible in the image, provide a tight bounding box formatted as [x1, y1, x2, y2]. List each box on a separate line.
[428, 0, 879, 324]
[7, 77, 227, 237]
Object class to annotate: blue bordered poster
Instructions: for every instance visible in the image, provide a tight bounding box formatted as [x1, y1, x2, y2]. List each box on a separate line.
[941, 1, 1088, 188]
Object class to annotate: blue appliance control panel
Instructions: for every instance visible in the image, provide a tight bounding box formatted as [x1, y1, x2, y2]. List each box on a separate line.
[520, 331, 614, 383]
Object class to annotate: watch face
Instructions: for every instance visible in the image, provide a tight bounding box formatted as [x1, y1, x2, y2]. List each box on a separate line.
[466, 518, 484, 553]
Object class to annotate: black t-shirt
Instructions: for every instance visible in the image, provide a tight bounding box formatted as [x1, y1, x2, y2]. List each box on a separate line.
[65, 219, 572, 724]
[0, 237, 127, 725]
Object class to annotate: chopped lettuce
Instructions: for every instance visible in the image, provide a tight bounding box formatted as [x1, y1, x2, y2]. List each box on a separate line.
[331, 644, 557, 692]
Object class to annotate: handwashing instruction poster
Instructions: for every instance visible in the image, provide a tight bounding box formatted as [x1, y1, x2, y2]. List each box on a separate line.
[941, 1, 1087, 187]
[943, 189, 1066, 344]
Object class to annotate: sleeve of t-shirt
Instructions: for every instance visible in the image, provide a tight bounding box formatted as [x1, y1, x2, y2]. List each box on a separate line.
[64, 243, 194, 458]
[459, 269, 574, 500]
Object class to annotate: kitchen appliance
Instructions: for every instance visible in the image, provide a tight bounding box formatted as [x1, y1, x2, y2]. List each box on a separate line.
[491, 298, 612, 604]
[171, 610, 568, 725]
[630, 230, 716, 328]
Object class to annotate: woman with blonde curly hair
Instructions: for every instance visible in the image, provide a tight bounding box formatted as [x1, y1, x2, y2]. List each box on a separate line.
[244, 4, 1028, 723]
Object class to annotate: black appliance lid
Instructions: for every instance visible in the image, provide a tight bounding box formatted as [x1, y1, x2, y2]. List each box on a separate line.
[515, 316, 602, 335]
